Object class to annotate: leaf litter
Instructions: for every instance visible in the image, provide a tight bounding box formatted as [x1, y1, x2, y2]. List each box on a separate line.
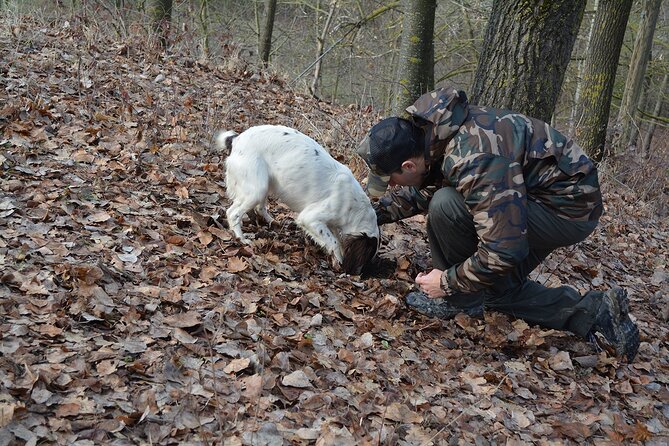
[1, 13, 668, 446]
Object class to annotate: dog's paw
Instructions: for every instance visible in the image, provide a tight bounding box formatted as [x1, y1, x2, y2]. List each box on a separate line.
[238, 235, 253, 245]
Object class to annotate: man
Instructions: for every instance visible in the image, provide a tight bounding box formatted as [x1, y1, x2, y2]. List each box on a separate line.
[357, 86, 640, 362]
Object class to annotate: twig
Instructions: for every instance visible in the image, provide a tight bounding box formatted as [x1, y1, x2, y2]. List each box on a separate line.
[291, 1, 400, 86]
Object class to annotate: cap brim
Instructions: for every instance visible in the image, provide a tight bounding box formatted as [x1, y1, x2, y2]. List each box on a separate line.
[366, 171, 390, 198]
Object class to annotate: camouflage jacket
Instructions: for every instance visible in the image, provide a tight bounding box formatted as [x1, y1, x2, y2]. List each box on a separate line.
[376, 87, 603, 294]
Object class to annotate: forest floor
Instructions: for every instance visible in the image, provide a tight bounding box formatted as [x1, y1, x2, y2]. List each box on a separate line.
[1, 13, 669, 446]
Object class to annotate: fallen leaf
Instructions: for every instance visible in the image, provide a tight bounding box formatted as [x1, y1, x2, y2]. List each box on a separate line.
[163, 311, 201, 328]
[227, 257, 248, 273]
[224, 358, 251, 374]
[282, 370, 312, 388]
[549, 351, 573, 371]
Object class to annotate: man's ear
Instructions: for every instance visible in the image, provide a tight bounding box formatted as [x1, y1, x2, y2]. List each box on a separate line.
[400, 159, 417, 173]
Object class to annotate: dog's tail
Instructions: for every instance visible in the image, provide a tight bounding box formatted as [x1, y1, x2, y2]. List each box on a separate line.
[214, 130, 239, 154]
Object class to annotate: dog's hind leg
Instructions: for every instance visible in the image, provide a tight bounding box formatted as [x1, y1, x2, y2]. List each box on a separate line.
[295, 207, 342, 263]
[226, 202, 253, 244]
[254, 200, 273, 226]
[224, 154, 270, 243]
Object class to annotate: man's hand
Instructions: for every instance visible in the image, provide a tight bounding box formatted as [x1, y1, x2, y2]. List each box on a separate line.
[415, 269, 447, 298]
[372, 201, 394, 225]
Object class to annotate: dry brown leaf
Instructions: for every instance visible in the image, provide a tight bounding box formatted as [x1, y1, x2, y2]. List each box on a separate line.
[241, 374, 263, 400]
[163, 311, 201, 328]
[227, 256, 248, 273]
[224, 358, 251, 374]
[382, 402, 423, 423]
[549, 351, 573, 371]
[282, 370, 312, 388]
[197, 230, 213, 246]
[0, 394, 18, 428]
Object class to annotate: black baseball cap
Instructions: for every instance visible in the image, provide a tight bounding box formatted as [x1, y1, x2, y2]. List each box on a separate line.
[357, 117, 426, 197]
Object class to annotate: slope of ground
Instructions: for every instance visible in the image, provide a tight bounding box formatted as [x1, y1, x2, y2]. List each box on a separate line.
[1, 14, 668, 446]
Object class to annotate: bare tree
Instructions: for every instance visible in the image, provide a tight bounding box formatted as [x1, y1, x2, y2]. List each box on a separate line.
[259, 0, 278, 67]
[574, 0, 634, 161]
[641, 73, 668, 153]
[198, 0, 211, 59]
[310, 0, 338, 98]
[613, 0, 662, 152]
[470, 0, 585, 122]
[569, 1, 598, 137]
[392, 0, 436, 115]
[148, 0, 173, 49]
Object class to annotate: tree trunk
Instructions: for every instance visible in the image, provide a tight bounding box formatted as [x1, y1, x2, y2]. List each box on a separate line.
[198, 0, 210, 59]
[310, 0, 337, 98]
[148, 0, 173, 50]
[612, 0, 662, 152]
[259, 0, 278, 67]
[569, 1, 598, 138]
[470, 0, 585, 122]
[574, 0, 633, 161]
[392, 0, 436, 115]
[641, 72, 668, 154]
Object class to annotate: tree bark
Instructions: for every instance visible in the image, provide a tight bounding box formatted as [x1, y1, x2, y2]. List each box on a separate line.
[569, 2, 598, 138]
[148, 0, 173, 50]
[470, 0, 585, 123]
[198, 0, 210, 59]
[392, 0, 436, 115]
[310, 0, 338, 98]
[259, 0, 278, 68]
[641, 72, 668, 154]
[613, 0, 662, 152]
[574, 0, 634, 161]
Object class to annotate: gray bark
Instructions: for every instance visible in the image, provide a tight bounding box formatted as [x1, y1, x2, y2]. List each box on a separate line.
[641, 73, 668, 154]
[392, 0, 436, 115]
[574, 0, 634, 161]
[470, 0, 586, 123]
[259, 0, 278, 67]
[613, 0, 662, 152]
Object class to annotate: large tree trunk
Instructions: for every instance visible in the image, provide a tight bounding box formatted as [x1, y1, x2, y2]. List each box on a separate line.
[259, 0, 277, 68]
[612, 0, 662, 152]
[470, 0, 585, 122]
[574, 0, 633, 161]
[148, 0, 173, 50]
[392, 0, 436, 115]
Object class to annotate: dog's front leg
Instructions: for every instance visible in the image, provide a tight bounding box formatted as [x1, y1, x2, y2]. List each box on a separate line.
[295, 210, 343, 264]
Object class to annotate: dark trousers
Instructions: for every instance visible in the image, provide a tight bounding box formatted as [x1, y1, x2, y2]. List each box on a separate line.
[427, 187, 601, 337]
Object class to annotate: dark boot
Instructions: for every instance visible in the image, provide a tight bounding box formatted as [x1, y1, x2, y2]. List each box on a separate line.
[405, 291, 484, 320]
[588, 288, 640, 362]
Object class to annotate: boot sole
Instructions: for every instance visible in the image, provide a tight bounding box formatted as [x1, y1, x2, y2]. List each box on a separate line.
[605, 289, 640, 362]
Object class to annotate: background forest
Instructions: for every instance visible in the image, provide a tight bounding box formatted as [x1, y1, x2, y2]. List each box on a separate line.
[1, 0, 669, 445]
[7, 0, 667, 203]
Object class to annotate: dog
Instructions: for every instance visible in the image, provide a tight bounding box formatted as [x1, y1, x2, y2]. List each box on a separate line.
[216, 125, 379, 275]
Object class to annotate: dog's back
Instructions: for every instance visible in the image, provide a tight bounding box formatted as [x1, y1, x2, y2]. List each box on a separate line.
[219, 125, 352, 211]
[217, 124, 378, 274]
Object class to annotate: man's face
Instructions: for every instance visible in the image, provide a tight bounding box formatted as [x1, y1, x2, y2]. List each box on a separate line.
[388, 156, 428, 188]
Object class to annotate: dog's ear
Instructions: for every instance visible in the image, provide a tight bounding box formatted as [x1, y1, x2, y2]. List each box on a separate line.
[341, 235, 378, 275]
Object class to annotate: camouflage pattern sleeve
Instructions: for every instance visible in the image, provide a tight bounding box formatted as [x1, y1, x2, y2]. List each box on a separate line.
[373, 186, 435, 224]
[441, 152, 530, 293]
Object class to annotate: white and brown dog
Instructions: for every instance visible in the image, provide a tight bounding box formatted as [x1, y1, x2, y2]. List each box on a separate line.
[216, 125, 379, 275]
